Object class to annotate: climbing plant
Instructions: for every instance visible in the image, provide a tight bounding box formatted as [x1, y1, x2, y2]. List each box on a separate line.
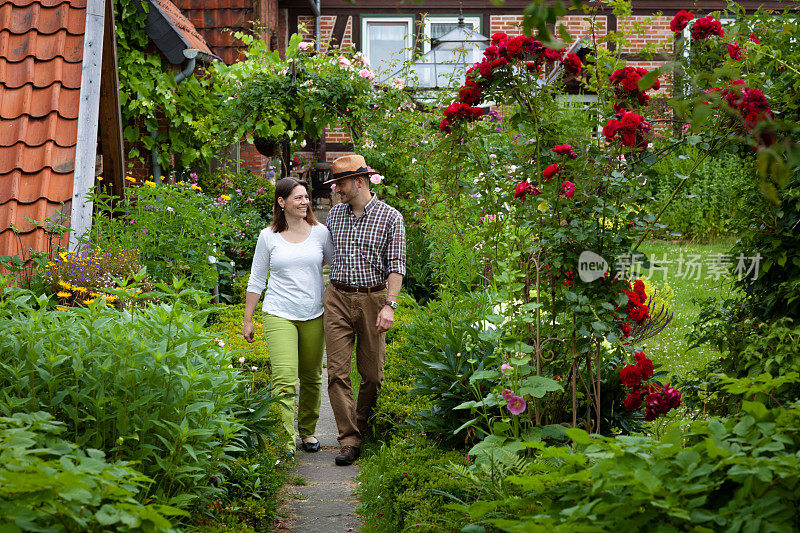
[115, 0, 223, 172]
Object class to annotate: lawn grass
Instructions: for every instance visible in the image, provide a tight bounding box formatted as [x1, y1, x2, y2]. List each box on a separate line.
[636, 239, 738, 379]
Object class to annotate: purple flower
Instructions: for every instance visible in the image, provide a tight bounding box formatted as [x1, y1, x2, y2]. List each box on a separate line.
[507, 395, 526, 415]
[487, 109, 501, 122]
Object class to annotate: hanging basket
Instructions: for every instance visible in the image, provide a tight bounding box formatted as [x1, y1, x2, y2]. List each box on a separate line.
[253, 136, 282, 157]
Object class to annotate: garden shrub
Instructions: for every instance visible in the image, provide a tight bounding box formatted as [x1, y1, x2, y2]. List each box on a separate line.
[0, 411, 183, 532]
[0, 280, 274, 508]
[647, 149, 754, 240]
[357, 434, 475, 533]
[452, 399, 800, 532]
[90, 182, 235, 292]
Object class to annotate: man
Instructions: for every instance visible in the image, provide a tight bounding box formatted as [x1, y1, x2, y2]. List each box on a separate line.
[323, 154, 406, 466]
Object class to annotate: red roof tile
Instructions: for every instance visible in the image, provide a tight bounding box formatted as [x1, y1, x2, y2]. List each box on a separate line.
[0, 0, 86, 260]
[0, 56, 83, 88]
[173, 0, 254, 64]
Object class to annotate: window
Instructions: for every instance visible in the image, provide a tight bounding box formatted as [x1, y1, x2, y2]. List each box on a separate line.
[361, 16, 414, 79]
[421, 15, 482, 53]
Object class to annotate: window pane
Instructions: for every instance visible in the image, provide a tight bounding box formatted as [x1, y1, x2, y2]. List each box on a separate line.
[367, 22, 409, 76]
[431, 22, 474, 40]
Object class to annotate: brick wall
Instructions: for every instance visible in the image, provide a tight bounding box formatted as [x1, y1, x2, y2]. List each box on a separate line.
[297, 15, 352, 52]
[489, 15, 524, 37]
[557, 15, 608, 45]
[240, 143, 269, 175]
[617, 15, 673, 54]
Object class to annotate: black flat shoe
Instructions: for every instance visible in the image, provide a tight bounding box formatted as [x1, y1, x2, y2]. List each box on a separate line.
[301, 438, 320, 453]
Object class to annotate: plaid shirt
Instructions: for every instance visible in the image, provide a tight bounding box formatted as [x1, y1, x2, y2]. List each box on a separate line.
[326, 194, 406, 287]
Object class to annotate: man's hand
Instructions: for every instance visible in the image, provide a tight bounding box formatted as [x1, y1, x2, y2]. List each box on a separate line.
[242, 321, 256, 343]
[376, 305, 395, 334]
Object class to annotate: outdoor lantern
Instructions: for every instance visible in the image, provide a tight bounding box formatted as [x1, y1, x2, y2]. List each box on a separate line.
[391, 13, 490, 93]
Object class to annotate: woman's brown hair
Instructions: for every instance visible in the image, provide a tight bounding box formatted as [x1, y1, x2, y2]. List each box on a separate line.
[271, 177, 318, 233]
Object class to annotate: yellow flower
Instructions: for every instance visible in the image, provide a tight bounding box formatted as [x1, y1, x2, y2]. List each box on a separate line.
[90, 292, 102, 298]
[220, 194, 231, 201]
[191, 184, 202, 191]
[105, 302, 115, 307]
[97, 176, 104, 181]
[104, 294, 117, 301]
[83, 298, 95, 305]
[58, 280, 73, 290]
[144, 180, 156, 188]
[73, 286, 88, 293]
[125, 176, 136, 182]
[56, 306, 68, 311]
[57, 291, 72, 298]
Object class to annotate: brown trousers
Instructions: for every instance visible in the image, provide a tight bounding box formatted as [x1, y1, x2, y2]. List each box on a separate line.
[323, 285, 386, 447]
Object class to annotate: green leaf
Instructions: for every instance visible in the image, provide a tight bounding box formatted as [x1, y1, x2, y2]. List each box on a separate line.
[564, 427, 592, 445]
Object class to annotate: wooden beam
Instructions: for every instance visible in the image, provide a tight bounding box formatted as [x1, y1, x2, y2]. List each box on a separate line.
[99, 0, 125, 202]
[70, 0, 105, 250]
[330, 14, 348, 49]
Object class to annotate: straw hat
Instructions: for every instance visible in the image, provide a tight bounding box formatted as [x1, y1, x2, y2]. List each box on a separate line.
[323, 154, 378, 184]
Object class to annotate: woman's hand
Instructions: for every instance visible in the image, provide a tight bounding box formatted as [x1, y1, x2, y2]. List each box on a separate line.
[242, 321, 256, 343]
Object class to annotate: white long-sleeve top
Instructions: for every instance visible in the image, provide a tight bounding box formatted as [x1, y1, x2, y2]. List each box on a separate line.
[246, 224, 334, 321]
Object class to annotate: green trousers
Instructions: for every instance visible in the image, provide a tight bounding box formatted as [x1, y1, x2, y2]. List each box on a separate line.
[263, 313, 324, 452]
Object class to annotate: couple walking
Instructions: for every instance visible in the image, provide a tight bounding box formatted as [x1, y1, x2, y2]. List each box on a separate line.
[242, 154, 405, 466]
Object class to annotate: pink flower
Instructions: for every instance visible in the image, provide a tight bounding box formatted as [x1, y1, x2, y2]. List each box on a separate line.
[507, 395, 527, 415]
[338, 55, 351, 67]
[502, 388, 514, 403]
[298, 41, 313, 51]
[330, 183, 337, 192]
[560, 181, 576, 198]
[501, 363, 512, 374]
[370, 174, 383, 185]
[359, 69, 375, 80]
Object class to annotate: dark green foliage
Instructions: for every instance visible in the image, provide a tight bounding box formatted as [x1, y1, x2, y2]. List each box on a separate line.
[0, 411, 184, 532]
[647, 150, 754, 240]
[0, 281, 277, 508]
[454, 400, 800, 532]
[357, 434, 475, 533]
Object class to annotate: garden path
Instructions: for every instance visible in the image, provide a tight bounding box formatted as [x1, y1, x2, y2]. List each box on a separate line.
[280, 366, 362, 532]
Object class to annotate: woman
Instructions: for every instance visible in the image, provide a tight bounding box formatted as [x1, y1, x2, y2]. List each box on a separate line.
[243, 177, 333, 456]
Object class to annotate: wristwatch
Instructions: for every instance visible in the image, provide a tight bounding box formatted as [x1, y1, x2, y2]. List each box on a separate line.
[384, 300, 398, 310]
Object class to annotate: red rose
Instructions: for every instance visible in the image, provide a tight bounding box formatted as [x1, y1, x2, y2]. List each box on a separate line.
[620, 112, 643, 131]
[514, 181, 533, 199]
[505, 35, 527, 58]
[623, 392, 643, 411]
[620, 321, 631, 337]
[620, 132, 636, 146]
[489, 58, 509, 70]
[622, 72, 641, 92]
[542, 163, 560, 181]
[691, 16, 724, 40]
[526, 61, 542, 73]
[636, 92, 651, 106]
[559, 181, 576, 199]
[458, 84, 481, 106]
[483, 46, 498, 60]
[543, 48, 562, 63]
[491, 32, 507, 45]
[670, 10, 694, 33]
[439, 118, 452, 133]
[749, 34, 760, 44]
[728, 43, 742, 61]
[635, 353, 654, 379]
[629, 304, 649, 323]
[602, 119, 620, 140]
[563, 52, 582, 75]
[552, 144, 572, 155]
[633, 279, 646, 300]
[478, 61, 494, 78]
[619, 364, 643, 387]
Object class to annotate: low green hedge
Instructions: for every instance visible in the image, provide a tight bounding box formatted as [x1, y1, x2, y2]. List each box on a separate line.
[357, 434, 474, 532]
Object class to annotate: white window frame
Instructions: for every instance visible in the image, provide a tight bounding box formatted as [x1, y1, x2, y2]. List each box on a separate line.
[361, 16, 414, 76]
[421, 15, 483, 53]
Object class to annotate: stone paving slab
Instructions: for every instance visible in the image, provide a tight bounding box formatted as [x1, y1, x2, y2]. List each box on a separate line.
[281, 367, 362, 532]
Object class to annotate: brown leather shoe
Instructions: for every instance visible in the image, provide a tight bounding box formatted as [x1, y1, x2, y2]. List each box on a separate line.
[334, 445, 360, 466]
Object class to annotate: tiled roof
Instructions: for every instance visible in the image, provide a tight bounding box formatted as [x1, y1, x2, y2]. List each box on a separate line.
[0, 0, 84, 260]
[149, 0, 217, 64]
[173, 0, 254, 65]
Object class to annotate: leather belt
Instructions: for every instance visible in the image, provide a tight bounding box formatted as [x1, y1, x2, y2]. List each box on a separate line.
[330, 280, 386, 293]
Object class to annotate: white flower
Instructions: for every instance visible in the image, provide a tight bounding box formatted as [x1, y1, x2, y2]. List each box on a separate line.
[217, 339, 225, 348]
[166, 206, 174, 212]
[411, 158, 417, 164]
[508, 165, 517, 173]
[227, 364, 233, 369]
[300, 139, 307, 148]
[238, 356, 246, 364]
[251, 366, 258, 371]
[208, 255, 217, 264]
[489, 154, 497, 160]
